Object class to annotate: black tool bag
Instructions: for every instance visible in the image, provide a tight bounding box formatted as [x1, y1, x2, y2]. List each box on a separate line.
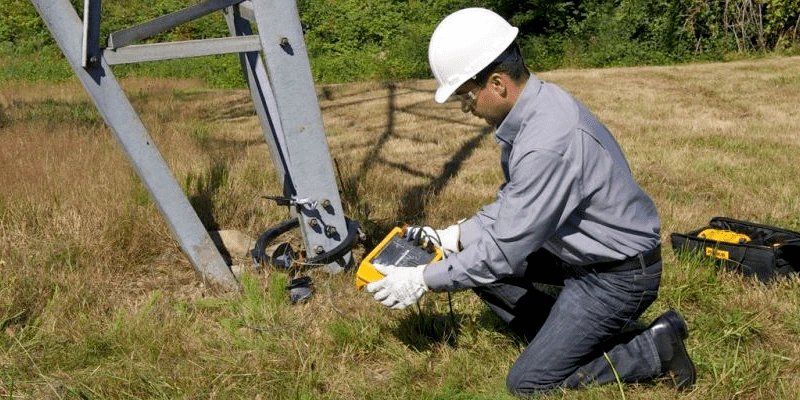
[670, 217, 800, 283]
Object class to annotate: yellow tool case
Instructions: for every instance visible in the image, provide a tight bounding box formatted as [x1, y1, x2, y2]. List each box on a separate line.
[670, 217, 800, 283]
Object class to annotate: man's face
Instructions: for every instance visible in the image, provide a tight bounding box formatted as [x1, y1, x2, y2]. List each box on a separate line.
[454, 77, 507, 126]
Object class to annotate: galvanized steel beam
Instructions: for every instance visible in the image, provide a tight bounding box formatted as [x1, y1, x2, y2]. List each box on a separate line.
[224, 6, 293, 197]
[107, 0, 244, 49]
[237, 1, 255, 23]
[248, 0, 353, 271]
[30, 0, 239, 290]
[30, 0, 355, 285]
[81, 0, 101, 68]
[104, 36, 262, 65]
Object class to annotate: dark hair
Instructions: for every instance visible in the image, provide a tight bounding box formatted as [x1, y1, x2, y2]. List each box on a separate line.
[474, 42, 529, 86]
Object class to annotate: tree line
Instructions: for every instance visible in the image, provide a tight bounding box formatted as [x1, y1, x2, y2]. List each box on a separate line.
[2, 0, 798, 85]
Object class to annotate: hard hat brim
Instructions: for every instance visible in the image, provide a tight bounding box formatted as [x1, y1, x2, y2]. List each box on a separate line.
[434, 86, 457, 104]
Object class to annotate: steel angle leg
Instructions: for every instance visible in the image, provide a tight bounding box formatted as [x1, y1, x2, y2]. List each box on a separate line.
[245, 1, 354, 271]
[30, 0, 239, 291]
[80, 0, 101, 68]
[223, 6, 293, 198]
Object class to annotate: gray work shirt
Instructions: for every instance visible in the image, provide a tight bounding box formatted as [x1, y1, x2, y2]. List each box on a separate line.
[424, 76, 661, 292]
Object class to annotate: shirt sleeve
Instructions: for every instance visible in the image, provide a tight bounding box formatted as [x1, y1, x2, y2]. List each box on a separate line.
[458, 190, 502, 248]
[424, 148, 584, 291]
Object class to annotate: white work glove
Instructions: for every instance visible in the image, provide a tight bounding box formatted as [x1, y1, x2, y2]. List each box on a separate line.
[406, 224, 461, 256]
[365, 263, 428, 310]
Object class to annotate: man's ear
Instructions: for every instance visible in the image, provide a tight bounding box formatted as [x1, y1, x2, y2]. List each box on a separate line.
[488, 73, 508, 98]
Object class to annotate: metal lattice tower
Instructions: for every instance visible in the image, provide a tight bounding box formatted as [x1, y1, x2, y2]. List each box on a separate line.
[30, 0, 358, 290]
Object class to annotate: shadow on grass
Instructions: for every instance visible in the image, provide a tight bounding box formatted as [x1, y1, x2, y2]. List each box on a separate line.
[188, 160, 228, 232]
[398, 125, 493, 223]
[337, 82, 494, 244]
[392, 309, 463, 351]
[198, 93, 259, 122]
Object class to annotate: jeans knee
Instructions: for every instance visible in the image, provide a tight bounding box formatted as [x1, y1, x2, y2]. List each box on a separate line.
[506, 363, 561, 395]
[506, 368, 529, 395]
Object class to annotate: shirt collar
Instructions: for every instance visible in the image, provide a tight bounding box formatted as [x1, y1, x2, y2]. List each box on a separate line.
[495, 74, 542, 145]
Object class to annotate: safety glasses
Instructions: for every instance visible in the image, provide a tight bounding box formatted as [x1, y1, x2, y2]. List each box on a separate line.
[454, 83, 481, 113]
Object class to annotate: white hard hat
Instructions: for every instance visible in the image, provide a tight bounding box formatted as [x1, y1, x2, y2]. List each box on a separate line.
[428, 8, 519, 104]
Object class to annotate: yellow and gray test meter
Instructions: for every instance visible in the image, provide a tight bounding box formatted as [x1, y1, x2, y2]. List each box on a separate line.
[355, 227, 443, 290]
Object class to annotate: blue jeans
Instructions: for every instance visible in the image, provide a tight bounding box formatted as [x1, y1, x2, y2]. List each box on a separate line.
[473, 249, 663, 394]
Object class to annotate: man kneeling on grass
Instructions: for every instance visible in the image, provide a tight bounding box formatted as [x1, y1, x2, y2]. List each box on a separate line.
[366, 7, 696, 396]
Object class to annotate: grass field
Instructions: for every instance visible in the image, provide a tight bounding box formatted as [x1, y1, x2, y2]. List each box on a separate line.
[1, 55, 800, 399]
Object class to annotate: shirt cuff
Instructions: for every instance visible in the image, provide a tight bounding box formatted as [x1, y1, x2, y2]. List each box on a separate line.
[422, 260, 454, 292]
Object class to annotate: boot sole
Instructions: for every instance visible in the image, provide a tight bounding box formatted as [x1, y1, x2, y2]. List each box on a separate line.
[662, 310, 696, 389]
[670, 335, 697, 389]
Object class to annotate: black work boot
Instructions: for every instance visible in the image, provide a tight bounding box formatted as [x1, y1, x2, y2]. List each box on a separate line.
[646, 310, 696, 390]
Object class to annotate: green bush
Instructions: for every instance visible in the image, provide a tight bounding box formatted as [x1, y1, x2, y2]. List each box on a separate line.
[0, 0, 54, 54]
[2, 0, 799, 84]
[298, 0, 456, 82]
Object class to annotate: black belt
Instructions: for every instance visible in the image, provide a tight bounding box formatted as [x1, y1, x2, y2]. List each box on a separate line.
[587, 245, 662, 273]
